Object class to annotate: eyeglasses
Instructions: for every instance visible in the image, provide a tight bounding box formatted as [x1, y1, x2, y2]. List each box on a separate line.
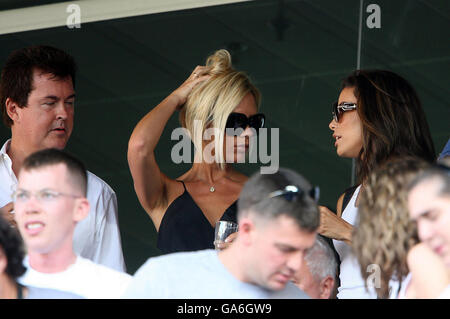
[225, 113, 265, 136]
[267, 185, 320, 203]
[12, 189, 81, 203]
[332, 102, 357, 122]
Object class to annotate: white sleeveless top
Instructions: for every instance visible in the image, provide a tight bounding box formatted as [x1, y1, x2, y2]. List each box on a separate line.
[333, 185, 405, 299]
[333, 185, 378, 299]
[396, 272, 412, 299]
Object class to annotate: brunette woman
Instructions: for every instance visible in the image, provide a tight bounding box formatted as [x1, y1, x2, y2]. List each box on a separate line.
[320, 70, 435, 298]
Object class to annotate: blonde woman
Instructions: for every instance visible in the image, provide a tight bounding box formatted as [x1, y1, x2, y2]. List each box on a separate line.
[352, 158, 429, 298]
[128, 50, 264, 254]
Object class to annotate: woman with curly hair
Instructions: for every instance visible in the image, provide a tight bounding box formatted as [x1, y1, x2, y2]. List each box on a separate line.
[128, 49, 264, 253]
[352, 158, 429, 298]
[319, 70, 436, 298]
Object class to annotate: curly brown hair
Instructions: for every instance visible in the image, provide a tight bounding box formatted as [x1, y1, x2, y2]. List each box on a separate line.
[352, 157, 430, 298]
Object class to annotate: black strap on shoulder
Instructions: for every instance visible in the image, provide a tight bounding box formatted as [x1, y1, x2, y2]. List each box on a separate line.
[17, 282, 24, 299]
[177, 180, 187, 191]
[341, 185, 359, 213]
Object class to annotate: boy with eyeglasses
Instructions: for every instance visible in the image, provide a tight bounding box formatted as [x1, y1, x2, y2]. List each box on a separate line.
[13, 149, 131, 298]
[123, 168, 318, 298]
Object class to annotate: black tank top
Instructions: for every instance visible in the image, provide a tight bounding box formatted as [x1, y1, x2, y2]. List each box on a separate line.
[157, 181, 237, 254]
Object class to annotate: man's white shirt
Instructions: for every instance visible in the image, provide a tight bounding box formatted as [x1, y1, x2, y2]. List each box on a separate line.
[0, 139, 126, 272]
[19, 256, 131, 299]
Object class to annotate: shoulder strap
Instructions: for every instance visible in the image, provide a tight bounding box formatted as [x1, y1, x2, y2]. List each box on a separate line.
[17, 282, 24, 299]
[177, 180, 187, 191]
[341, 185, 359, 212]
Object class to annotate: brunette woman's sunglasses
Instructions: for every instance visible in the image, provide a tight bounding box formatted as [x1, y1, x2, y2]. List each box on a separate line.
[225, 113, 265, 136]
[332, 102, 357, 122]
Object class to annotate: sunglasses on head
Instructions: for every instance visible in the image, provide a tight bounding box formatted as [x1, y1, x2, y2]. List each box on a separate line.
[267, 185, 320, 203]
[225, 112, 265, 136]
[332, 102, 357, 122]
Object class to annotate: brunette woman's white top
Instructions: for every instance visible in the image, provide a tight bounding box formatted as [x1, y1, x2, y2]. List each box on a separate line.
[396, 272, 412, 299]
[333, 185, 378, 299]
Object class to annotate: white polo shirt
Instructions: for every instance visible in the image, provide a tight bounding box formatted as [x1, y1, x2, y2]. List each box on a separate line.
[0, 139, 126, 272]
[20, 256, 131, 299]
[439, 285, 450, 299]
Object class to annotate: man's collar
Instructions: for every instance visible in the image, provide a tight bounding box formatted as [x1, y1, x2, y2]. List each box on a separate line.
[0, 139, 11, 156]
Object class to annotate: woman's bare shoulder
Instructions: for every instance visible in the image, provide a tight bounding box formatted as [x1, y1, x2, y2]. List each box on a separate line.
[336, 192, 345, 217]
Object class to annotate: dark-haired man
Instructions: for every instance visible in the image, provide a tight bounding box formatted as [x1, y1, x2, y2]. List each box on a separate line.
[0, 45, 125, 272]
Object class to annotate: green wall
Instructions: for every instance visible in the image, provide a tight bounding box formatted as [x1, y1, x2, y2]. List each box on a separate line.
[1, 0, 449, 274]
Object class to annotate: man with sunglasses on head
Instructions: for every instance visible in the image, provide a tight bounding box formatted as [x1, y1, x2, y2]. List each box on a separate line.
[123, 168, 318, 298]
[0, 45, 125, 272]
[13, 149, 131, 298]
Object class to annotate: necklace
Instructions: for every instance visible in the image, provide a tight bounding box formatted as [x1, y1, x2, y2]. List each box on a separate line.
[209, 186, 215, 193]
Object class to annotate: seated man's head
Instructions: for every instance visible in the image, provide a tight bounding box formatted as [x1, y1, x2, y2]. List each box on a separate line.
[292, 235, 337, 299]
[0, 45, 76, 151]
[236, 168, 320, 291]
[408, 160, 450, 268]
[13, 149, 89, 256]
[179, 49, 263, 166]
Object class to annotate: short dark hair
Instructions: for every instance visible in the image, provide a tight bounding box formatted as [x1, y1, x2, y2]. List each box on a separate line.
[408, 160, 450, 198]
[0, 45, 77, 127]
[0, 215, 26, 280]
[22, 149, 87, 196]
[341, 70, 436, 183]
[238, 168, 320, 232]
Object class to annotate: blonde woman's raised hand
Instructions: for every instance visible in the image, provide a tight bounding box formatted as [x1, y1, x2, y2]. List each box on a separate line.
[170, 66, 211, 108]
[128, 65, 210, 224]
